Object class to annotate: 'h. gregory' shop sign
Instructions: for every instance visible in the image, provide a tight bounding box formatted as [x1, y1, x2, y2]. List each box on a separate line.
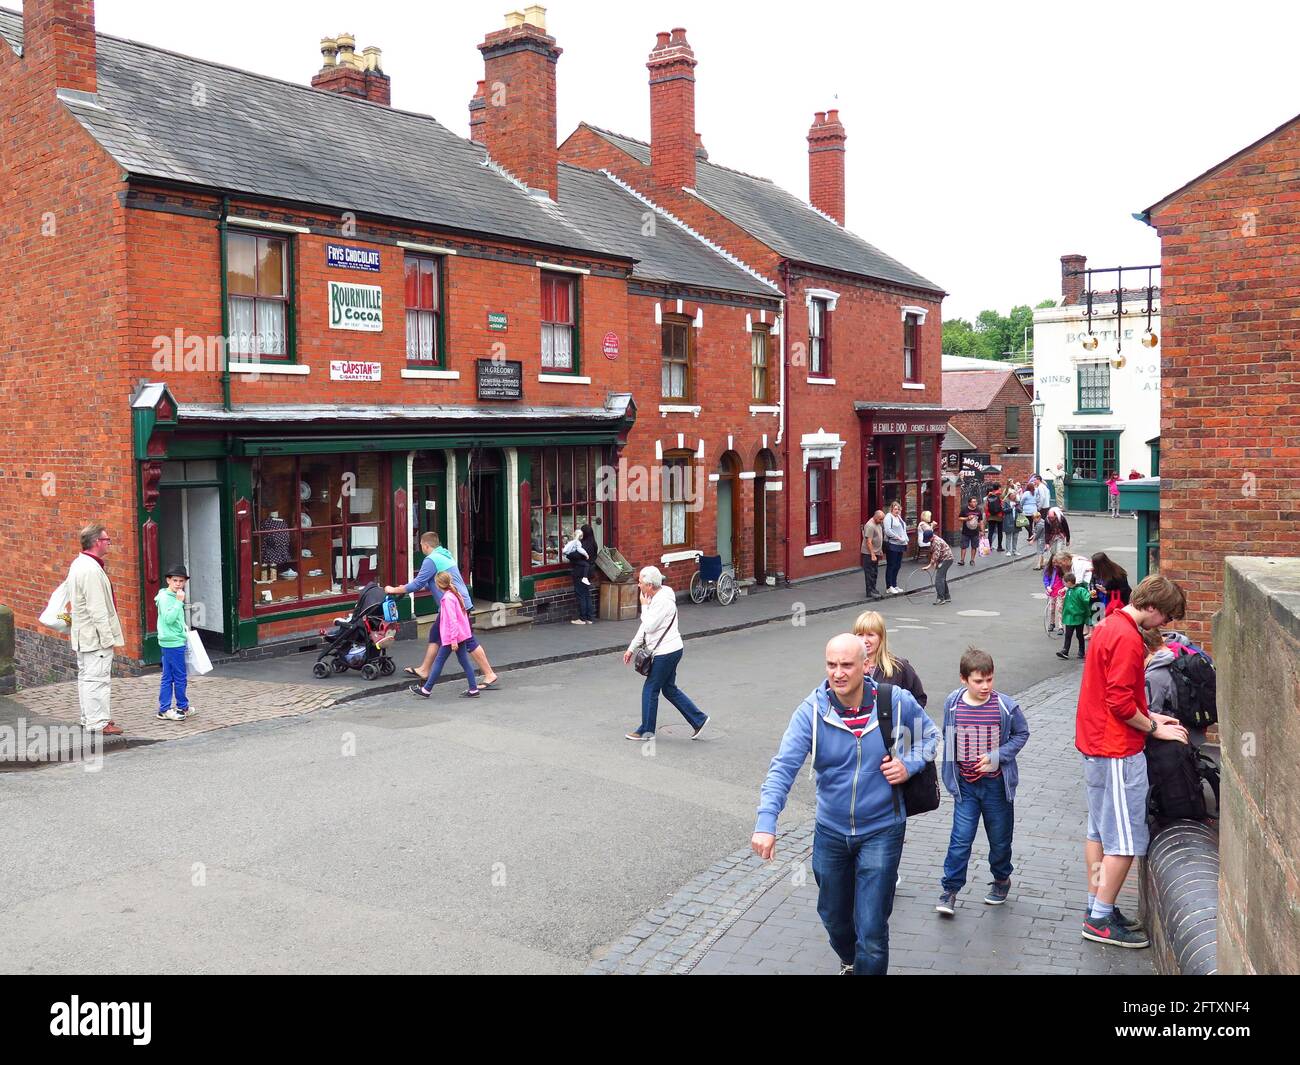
[328, 281, 383, 332]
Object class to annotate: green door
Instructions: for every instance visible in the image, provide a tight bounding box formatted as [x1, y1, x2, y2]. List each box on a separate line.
[1064, 432, 1120, 512]
[411, 465, 447, 617]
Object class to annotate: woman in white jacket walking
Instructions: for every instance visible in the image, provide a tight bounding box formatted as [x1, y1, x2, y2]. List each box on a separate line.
[622, 566, 709, 741]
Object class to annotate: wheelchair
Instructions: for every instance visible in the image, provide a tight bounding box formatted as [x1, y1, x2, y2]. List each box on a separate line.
[688, 553, 737, 606]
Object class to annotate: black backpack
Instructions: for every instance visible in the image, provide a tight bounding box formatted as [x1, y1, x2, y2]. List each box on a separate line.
[1146, 738, 1218, 821]
[876, 682, 941, 817]
[1168, 649, 1217, 729]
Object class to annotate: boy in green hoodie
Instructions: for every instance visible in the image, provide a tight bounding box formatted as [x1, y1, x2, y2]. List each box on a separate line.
[155, 564, 194, 721]
[1056, 572, 1091, 661]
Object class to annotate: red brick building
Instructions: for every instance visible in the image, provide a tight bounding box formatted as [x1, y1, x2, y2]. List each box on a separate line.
[941, 368, 1035, 486]
[559, 27, 948, 582]
[0, 3, 781, 683]
[1139, 110, 1300, 649]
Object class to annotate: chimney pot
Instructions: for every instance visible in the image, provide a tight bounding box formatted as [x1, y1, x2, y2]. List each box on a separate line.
[655, 31, 671, 48]
[523, 4, 547, 29]
[826, 108, 840, 124]
[505, 10, 526, 28]
[670, 27, 687, 43]
[362, 45, 382, 72]
[814, 111, 826, 126]
[320, 37, 338, 67]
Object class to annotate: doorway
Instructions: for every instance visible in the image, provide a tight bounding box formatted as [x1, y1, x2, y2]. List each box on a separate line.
[716, 452, 741, 575]
[467, 450, 506, 604]
[411, 455, 448, 618]
[1064, 432, 1120, 512]
[157, 478, 225, 646]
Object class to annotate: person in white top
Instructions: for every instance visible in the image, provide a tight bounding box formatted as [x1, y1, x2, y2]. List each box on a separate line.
[622, 566, 709, 741]
[882, 502, 909, 594]
[66, 522, 126, 735]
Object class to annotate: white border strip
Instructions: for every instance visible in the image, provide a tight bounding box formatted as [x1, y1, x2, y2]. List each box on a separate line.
[402, 368, 461, 380]
[803, 541, 842, 557]
[537, 261, 591, 275]
[398, 241, 459, 256]
[228, 362, 310, 375]
[538, 373, 592, 384]
[228, 217, 311, 235]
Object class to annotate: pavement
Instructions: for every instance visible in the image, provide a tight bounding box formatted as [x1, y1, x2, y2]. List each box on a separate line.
[0, 514, 1154, 974]
[0, 541, 1026, 769]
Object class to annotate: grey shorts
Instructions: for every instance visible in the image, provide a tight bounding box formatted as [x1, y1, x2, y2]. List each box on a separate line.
[1082, 753, 1150, 857]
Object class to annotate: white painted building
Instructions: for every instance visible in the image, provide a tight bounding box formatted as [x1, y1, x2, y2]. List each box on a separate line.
[1031, 255, 1161, 512]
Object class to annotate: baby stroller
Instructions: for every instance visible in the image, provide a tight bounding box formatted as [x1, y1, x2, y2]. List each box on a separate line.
[313, 581, 397, 680]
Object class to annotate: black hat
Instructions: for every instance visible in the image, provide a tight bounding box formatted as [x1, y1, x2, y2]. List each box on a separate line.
[164, 563, 189, 579]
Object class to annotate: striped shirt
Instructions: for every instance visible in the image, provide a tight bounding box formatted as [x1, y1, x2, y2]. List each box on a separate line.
[829, 692, 877, 739]
[954, 693, 1002, 782]
[928, 536, 953, 565]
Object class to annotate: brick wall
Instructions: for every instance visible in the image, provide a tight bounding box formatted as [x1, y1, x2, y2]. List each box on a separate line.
[0, 26, 138, 681]
[1149, 118, 1300, 649]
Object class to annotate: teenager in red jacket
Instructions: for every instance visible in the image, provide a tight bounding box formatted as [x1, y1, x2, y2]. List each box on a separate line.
[1075, 574, 1188, 948]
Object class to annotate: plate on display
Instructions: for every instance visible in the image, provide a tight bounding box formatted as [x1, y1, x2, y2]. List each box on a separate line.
[300, 481, 311, 502]
[300, 513, 312, 528]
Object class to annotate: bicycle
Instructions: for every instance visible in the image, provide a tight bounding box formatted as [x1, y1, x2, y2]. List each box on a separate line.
[688, 553, 737, 606]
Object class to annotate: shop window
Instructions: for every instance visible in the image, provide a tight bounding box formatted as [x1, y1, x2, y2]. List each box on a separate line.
[879, 435, 936, 526]
[227, 231, 289, 359]
[251, 454, 388, 610]
[662, 318, 692, 400]
[903, 312, 920, 382]
[809, 298, 831, 377]
[527, 446, 606, 570]
[807, 459, 833, 544]
[405, 254, 441, 364]
[661, 452, 695, 549]
[541, 273, 577, 371]
[751, 327, 770, 403]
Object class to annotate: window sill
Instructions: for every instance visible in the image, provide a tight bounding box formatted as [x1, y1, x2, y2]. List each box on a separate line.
[660, 549, 699, 565]
[749, 404, 780, 415]
[902, 382, 926, 390]
[228, 362, 308, 375]
[1073, 410, 1113, 416]
[402, 367, 460, 380]
[659, 404, 702, 418]
[807, 377, 837, 386]
[803, 541, 841, 557]
[538, 373, 591, 385]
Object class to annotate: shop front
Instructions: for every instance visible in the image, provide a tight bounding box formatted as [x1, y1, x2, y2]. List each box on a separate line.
[855, 404, 950, 540]
[130, 385, 635, 663]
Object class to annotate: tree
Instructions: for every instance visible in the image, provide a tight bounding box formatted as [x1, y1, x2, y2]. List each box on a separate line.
[942, 299, 1056, 360]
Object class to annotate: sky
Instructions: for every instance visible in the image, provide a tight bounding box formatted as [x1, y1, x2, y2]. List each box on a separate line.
[25, 0, 1299, 322]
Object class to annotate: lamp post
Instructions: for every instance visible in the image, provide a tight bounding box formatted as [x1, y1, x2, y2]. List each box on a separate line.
[1031, 392, 1046, 480]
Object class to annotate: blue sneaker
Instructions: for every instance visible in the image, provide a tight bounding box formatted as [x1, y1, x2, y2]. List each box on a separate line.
[984, 880, 1011, 906]
[935, 891, 957, 916]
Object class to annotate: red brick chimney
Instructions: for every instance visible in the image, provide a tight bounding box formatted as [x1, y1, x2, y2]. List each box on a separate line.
[468, 80, 488, 143]
[1061, 253, 1087, 305]
[25, 0, 97, 94]
[477, 7, 563, 200]
[647, 28, 698, 191]
[807, 109, 846, 225]
[311, 33, 391, 106]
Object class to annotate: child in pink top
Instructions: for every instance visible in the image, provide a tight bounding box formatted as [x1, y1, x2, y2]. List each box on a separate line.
[1106, 475, 1121, 518]
[411, 571, 479, 698]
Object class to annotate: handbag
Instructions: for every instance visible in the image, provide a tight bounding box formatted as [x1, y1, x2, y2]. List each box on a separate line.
[39, 580, 72, 633]
[633, 604, 677, 677]
[181, 600, 213, 675]
[1016, 515, 1029, 529]
[875, 682, 940, 816]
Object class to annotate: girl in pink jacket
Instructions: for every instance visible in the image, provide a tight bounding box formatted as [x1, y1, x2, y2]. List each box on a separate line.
[410, 571, 480, 699]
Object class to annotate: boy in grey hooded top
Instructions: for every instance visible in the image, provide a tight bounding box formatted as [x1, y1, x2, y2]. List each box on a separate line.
[1143, 632, 1178, 717]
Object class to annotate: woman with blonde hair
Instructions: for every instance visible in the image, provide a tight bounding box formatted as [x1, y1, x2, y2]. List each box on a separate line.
[852, 610, 928, 708]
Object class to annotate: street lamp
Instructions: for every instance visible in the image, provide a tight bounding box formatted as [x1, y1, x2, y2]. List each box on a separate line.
[1031, 392, 1046, 479]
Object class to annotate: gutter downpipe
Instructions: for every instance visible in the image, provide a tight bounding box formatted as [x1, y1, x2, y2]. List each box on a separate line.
[218, 196, 232, 412]
[780, 260, 792, 585]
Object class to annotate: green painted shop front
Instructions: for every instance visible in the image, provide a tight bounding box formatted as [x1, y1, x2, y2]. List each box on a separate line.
[130, 386, 632, 664]
[1062, 430, 1122, 512]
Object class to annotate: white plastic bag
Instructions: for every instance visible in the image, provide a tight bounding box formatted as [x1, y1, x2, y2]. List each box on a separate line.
[185, 629, 213, 675]
[39, 581, 71, 633]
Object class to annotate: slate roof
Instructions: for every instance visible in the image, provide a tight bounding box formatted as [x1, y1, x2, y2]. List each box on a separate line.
[942, 369, 1019, 411]
[941, 424, 977, 452]
[556, 165, 778, 297]
[579, 124, 944, 295]
[0, 9, 605, 257]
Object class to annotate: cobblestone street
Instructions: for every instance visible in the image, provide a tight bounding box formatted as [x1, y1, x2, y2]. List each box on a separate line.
[592, 674, 1152, 976]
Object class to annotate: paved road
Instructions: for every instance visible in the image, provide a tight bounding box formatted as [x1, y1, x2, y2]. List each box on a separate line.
[0, 515, 1141, 973]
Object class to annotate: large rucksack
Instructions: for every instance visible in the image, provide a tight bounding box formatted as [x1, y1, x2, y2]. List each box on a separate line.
[1167, 648, 1217, 729]
[1146, 738, 1218, 821]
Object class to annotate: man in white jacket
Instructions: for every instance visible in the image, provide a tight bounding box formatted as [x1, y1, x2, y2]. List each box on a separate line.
[67, 523, 125, 735]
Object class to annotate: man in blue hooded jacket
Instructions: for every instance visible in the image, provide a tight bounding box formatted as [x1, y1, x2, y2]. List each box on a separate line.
[752, 633, 939, 974]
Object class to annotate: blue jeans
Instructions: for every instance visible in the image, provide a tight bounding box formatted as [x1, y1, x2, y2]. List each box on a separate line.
[884, 543, 905, 589]
[158, 645, 189, 711]
[813, 821, 906, 974]
[941, 775, 1015, 892]
[573, 573, 594, 621]
[421, 641, 477, 693]
[638, 648, 706, 735]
